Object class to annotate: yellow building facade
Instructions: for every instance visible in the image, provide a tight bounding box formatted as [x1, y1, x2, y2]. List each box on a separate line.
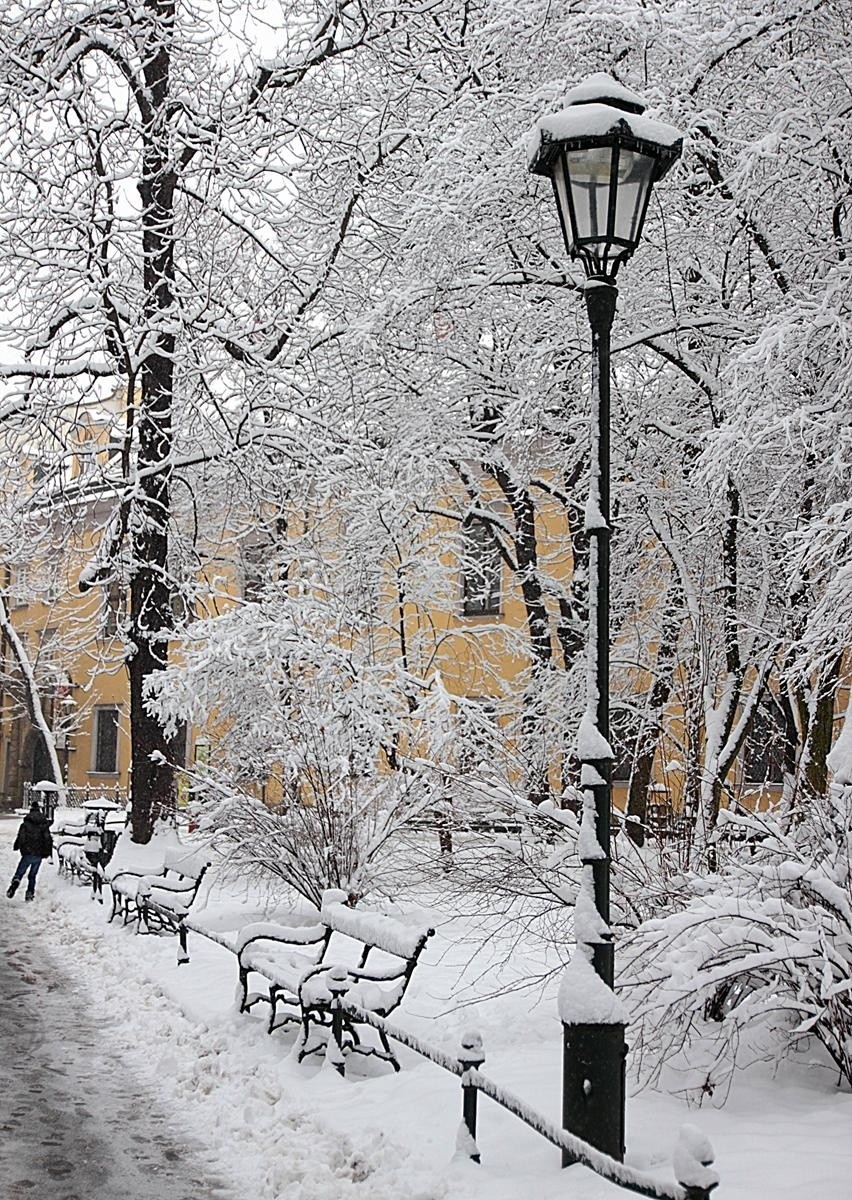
[1, 408, 844, 825]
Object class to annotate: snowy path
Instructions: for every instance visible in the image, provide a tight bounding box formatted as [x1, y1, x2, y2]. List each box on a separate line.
[0, 891, 234, 1200]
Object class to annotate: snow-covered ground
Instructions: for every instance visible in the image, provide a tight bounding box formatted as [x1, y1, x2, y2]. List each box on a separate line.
[2, 817, 850, 1200]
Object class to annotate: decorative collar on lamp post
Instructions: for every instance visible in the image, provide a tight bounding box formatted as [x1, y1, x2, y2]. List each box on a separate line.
[527, 72, 683, 281]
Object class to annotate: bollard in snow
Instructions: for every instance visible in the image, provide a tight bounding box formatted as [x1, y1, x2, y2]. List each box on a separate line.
[457, 1030, 485, 1163]
[177, 921, 190, 965]
[674, 1124, 719, 1199]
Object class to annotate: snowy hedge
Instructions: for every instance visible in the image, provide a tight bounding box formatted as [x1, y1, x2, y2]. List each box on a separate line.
[620, 783, 852, 1099]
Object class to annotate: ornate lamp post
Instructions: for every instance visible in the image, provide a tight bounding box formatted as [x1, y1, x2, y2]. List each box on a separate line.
[527, 73, 682, 1162]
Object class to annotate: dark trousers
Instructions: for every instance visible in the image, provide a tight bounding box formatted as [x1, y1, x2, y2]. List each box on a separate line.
[12, 854, 42, 896]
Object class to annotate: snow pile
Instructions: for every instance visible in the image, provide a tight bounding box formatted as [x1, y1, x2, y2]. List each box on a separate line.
[557, 949, 625, 1026]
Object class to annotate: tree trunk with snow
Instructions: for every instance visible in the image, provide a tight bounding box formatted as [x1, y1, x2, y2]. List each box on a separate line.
[126, 0, 178, 841]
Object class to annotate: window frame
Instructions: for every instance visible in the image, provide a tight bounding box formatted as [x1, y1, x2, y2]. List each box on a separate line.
[92, 705, 120, 775]
[742, 698, 786, 786]
[460, 516, 502, 618]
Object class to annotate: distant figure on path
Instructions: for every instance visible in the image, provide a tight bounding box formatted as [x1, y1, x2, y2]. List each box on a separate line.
[6, 801, 53, 901]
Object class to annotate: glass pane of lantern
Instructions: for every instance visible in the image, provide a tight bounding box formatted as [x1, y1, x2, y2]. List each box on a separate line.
[564, 146, 615, 245]
[551, 155, 574, 254]
[612, 149, 655, 248]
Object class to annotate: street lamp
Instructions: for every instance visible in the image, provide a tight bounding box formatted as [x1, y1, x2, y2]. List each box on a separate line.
[527, 73, 682, 1164]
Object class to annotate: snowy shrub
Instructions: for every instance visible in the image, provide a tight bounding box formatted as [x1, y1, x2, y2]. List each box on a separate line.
[402, 780, 695, 968]
[173, 755, 433, 908]
[146, 587, 458, 905]
[620, 783, 852, 1100]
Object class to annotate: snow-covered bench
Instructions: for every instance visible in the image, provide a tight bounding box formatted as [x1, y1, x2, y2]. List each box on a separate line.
[55, 823, 88, 876]
[236, 890, 434, 1073]
[55, 821, 102, 889]
[108, 846, 212, 963]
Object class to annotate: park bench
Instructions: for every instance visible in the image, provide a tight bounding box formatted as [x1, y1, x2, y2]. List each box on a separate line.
[236, 889, 434, 1073]
[107, 845, 212, 962]
[54, 822, 92, 880]
[55, 805, 125, 899]
[55, 820, 112, 898]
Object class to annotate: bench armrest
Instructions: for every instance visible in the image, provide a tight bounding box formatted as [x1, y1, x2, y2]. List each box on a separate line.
[140, 876, 197, 893]
[107, 867, 152, 885]
[235, 921, 327, 960]
[297, 962, 344, 1006]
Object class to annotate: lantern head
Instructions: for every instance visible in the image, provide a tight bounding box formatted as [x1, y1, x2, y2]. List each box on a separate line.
[528, 73, 683, 280]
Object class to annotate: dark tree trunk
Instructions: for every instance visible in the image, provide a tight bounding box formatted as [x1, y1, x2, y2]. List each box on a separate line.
[804, 652, 843, 801]
[128, 0, 177, 841]
[489, 466, 553, 806]
[491, 466, 553, 669]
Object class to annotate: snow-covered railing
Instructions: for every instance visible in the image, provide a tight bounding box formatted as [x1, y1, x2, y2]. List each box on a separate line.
[182, 922, 240, 955]
[339, 1003, 718, 1199]
[179, 920, 717, 1196]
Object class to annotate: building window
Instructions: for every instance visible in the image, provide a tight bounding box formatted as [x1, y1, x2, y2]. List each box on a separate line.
[104, 581, 125, 636]
[241, 537, 274, 602]
[9, 563, 29, 607]
[743, 699, 785, 785]
[461, 518, 501, 617]
[93, 707, 119, 774]
[38, 627, 58, 668]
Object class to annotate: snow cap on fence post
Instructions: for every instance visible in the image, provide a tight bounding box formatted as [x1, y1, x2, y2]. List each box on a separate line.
[457, 1029, 485, 1164]
[674, 1124, 719, 1198]
[458, 1029, 485, 1069]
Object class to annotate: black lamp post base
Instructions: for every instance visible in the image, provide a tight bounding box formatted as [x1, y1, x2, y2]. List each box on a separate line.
[562, 1021, 627, 1165]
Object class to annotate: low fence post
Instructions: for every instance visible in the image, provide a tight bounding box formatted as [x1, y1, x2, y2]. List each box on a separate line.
[458, 1030, 485, 1163]
[674, 1125, 719, 1200]
[177, 920, 189, 966]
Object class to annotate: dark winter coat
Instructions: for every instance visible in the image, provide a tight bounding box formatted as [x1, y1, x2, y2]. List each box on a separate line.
[13, 810, 53, 858]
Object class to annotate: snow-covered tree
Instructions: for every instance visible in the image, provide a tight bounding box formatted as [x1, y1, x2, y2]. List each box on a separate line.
[147, 559, 468, 904]
[621, 702, 852, 1099]
[0, 0, 486, 838]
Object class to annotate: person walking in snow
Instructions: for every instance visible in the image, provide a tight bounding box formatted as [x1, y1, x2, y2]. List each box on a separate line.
[6, 801, 53, 901]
